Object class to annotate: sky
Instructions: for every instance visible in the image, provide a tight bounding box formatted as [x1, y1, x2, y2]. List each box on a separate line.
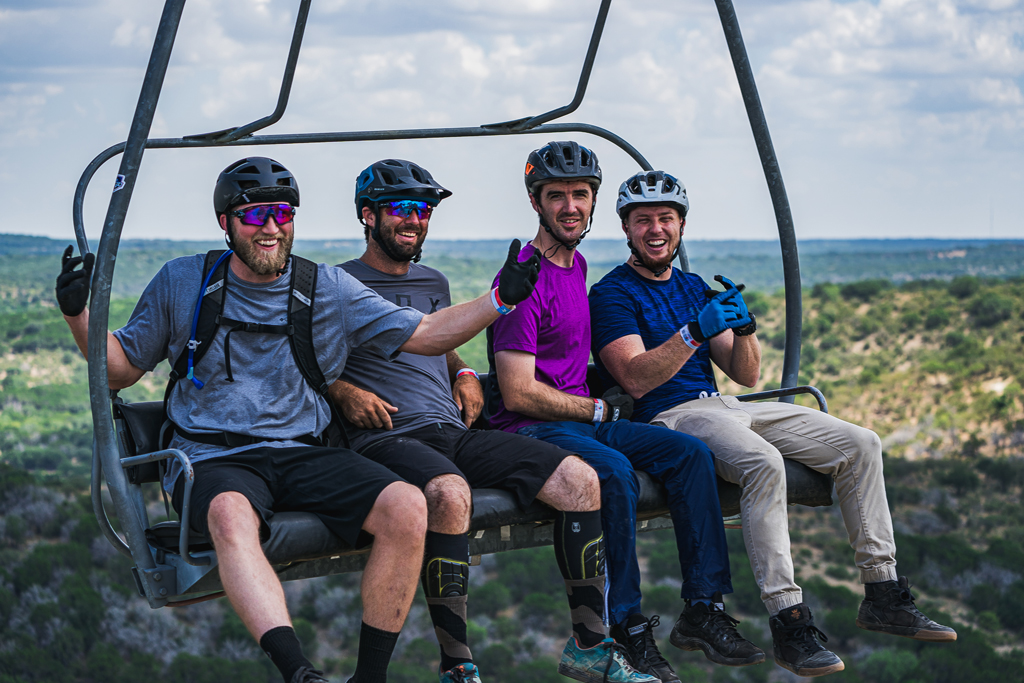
[0, 0, 1022, 246]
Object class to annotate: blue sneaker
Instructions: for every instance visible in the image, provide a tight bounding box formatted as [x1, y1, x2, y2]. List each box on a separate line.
[558, 637, 660, 683]
[439, 662, 482, 683]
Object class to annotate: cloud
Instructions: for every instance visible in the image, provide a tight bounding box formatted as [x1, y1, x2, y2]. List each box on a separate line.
[1, 0, 1022, 244]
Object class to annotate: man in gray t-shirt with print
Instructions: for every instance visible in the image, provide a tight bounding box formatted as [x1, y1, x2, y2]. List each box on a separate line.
[330, 160, 644, 683]
[55, 157, 541, 683]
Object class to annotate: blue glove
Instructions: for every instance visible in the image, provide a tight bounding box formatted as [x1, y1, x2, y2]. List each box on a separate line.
[691, 275, 752, 340]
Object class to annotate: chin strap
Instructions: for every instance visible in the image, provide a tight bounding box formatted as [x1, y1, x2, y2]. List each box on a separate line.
[626, 226, 682, 277]
[539, 210, 594, 260]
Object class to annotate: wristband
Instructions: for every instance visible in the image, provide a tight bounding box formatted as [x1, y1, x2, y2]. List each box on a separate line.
[490, 287, 515, 315]
[679, 324, 702, 349]
[592, 398, 605, 424]
[456, 368, 479, 380]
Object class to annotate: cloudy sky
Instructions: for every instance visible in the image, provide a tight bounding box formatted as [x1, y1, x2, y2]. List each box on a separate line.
[1, 0, 1022, 246]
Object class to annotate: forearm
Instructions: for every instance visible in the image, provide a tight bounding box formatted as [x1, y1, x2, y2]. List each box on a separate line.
[615, 334, 697, 399]
[445, 350, 470, 383]
[401, 295, 498, 356]
[728, 334, 761, 387]
[506, 379, 597, 423]
[64, 310, 144, 389]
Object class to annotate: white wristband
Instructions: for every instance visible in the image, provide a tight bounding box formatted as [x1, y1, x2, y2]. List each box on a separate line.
[679, 324, 702, 349]
[456, 368, 479, 380]
[592, 398, 605, 424]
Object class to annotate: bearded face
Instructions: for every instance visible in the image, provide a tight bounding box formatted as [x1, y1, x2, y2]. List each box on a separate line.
[225, 203, 295, 277]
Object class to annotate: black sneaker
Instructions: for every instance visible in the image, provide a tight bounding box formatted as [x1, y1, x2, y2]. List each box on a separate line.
[291, 667, 329, 683]
[610, 614, 680, 683]
[857, 576, 957, 642]
[769, 603, 844, 677]
[669, 594, 764, 667]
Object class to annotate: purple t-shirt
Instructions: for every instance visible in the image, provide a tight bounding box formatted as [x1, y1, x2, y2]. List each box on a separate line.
[489, 242, 592, 433]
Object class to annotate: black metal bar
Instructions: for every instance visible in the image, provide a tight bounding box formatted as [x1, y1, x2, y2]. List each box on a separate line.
[211, 0, 311, 142]
[509, 0, 612, 131]
[88, 0, 186, 608]
[736, 385, 828, 414]
[73, 122, 651, 241]
[715, 0, 802, 401]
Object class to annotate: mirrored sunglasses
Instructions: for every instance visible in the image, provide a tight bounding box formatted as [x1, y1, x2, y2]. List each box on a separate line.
[383, 200, 433, 219]
[231, 204, 296, 227]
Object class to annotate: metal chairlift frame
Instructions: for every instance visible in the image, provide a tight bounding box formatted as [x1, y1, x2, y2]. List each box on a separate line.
[74, 0, 810, 608]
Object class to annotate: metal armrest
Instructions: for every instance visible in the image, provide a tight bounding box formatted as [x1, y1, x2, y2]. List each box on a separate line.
[736, 385, 828, 414]
[120, 449, 209, 566]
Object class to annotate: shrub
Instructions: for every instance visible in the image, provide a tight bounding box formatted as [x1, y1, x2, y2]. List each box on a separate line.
[470, 581, 511, 618]
[841, 278, 892, 302]
[949, 275, 980, 299]
[925, 308, 951, 330]
[969, 293, 1014, 327]
[859, 648, 921, 683]
[996, 580, 1024, 633]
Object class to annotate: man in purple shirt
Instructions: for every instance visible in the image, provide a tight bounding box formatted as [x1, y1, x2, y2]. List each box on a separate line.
[489, 141, 763, 683]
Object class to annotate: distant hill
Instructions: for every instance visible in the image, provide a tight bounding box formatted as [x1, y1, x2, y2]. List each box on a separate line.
[3, 235, 1024, 309]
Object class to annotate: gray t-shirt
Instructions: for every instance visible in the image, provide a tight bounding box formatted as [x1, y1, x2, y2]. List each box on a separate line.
[337, 259, 464, 449]
[113, 254, 424, 489]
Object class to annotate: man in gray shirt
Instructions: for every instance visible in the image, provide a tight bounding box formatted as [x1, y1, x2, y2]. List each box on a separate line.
[330, 160, 653, 683]
[55, 157, 541, 683]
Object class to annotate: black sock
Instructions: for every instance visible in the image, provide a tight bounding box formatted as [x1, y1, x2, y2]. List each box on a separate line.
[260, 625, 313, 683]
[352, 622, 400, 683]
[554, 510, 606, 648]
[423, 530, 472, 671]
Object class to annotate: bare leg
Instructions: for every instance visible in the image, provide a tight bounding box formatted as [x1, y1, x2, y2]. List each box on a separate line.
[207, 491, 290, 639]
[423, 473, 473, 534]
[536, 455, 601, 512]
[360, 481, 429, 631]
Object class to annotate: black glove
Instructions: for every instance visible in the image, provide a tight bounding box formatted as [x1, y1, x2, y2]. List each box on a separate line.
[56, 245, 95, 317]
[497, 239, 541, 306]
[601, 386, 633, 422]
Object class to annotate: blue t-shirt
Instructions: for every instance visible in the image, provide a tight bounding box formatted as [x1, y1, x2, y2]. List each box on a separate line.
[589, 265, 717, 423]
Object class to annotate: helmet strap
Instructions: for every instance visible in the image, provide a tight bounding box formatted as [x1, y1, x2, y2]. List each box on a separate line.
[370, 206, 422, 264]
[626, 235, 677, 278]
[538, 191, 596, 258]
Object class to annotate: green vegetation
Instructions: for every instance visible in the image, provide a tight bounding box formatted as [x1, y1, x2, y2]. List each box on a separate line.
[2, 235, 1024, 681]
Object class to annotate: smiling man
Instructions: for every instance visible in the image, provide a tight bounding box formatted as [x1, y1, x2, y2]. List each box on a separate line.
[55, 156, 542, 683]
[489, 143, 763, 683]
[330, 159, 617, 683]
[588, 170, 956, 678]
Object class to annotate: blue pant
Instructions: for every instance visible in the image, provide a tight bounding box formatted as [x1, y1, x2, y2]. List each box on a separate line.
[518, 420, 732, 626]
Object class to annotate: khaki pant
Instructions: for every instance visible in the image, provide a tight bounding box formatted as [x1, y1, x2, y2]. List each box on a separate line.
[651, 395, 897, 615]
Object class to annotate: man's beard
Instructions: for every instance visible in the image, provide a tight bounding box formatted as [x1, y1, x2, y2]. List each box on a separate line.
[541, 205, 588, 248]
[377, 220, 425, 261]
[629, 237, 677, 273]
[231, 226, 294, 275]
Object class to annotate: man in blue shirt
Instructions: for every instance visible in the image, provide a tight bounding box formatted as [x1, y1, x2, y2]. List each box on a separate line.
[589, 170, 957, 678]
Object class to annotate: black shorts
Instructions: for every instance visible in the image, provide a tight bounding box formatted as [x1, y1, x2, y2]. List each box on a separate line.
[171, 446, 405, 549]
[358, 423, 572, 509]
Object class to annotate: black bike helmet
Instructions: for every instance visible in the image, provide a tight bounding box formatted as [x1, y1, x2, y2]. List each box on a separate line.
[213, 157, 299, 216]
[524, 141, 602, 195]
[354, 159, 452, 220]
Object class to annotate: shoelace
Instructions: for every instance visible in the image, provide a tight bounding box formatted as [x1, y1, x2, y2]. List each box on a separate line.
[779, 621, 830, 654]
[705, 610, 746, 641]
[446, 665, 476, 682]
[630, 615, 671, 670]
[604, 640, 642, 683]
[292, 667, 328, 683]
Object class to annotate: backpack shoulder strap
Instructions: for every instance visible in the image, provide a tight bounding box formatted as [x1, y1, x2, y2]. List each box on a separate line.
[167, 250, 230, 397]
[287, 255, 328, 397]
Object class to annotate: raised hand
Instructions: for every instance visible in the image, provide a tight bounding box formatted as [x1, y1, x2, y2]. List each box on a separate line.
[691, 274, 752, 340]
[497, 239, 541, 306]
[55, 245, 95, 317]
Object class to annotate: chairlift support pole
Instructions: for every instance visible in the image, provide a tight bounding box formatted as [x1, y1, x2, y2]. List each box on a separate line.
[715, 0, 802, 399]
[80, 0, 804, 605]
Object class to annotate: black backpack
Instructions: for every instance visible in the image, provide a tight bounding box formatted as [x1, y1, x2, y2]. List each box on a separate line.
[162, 250, 340, 448]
